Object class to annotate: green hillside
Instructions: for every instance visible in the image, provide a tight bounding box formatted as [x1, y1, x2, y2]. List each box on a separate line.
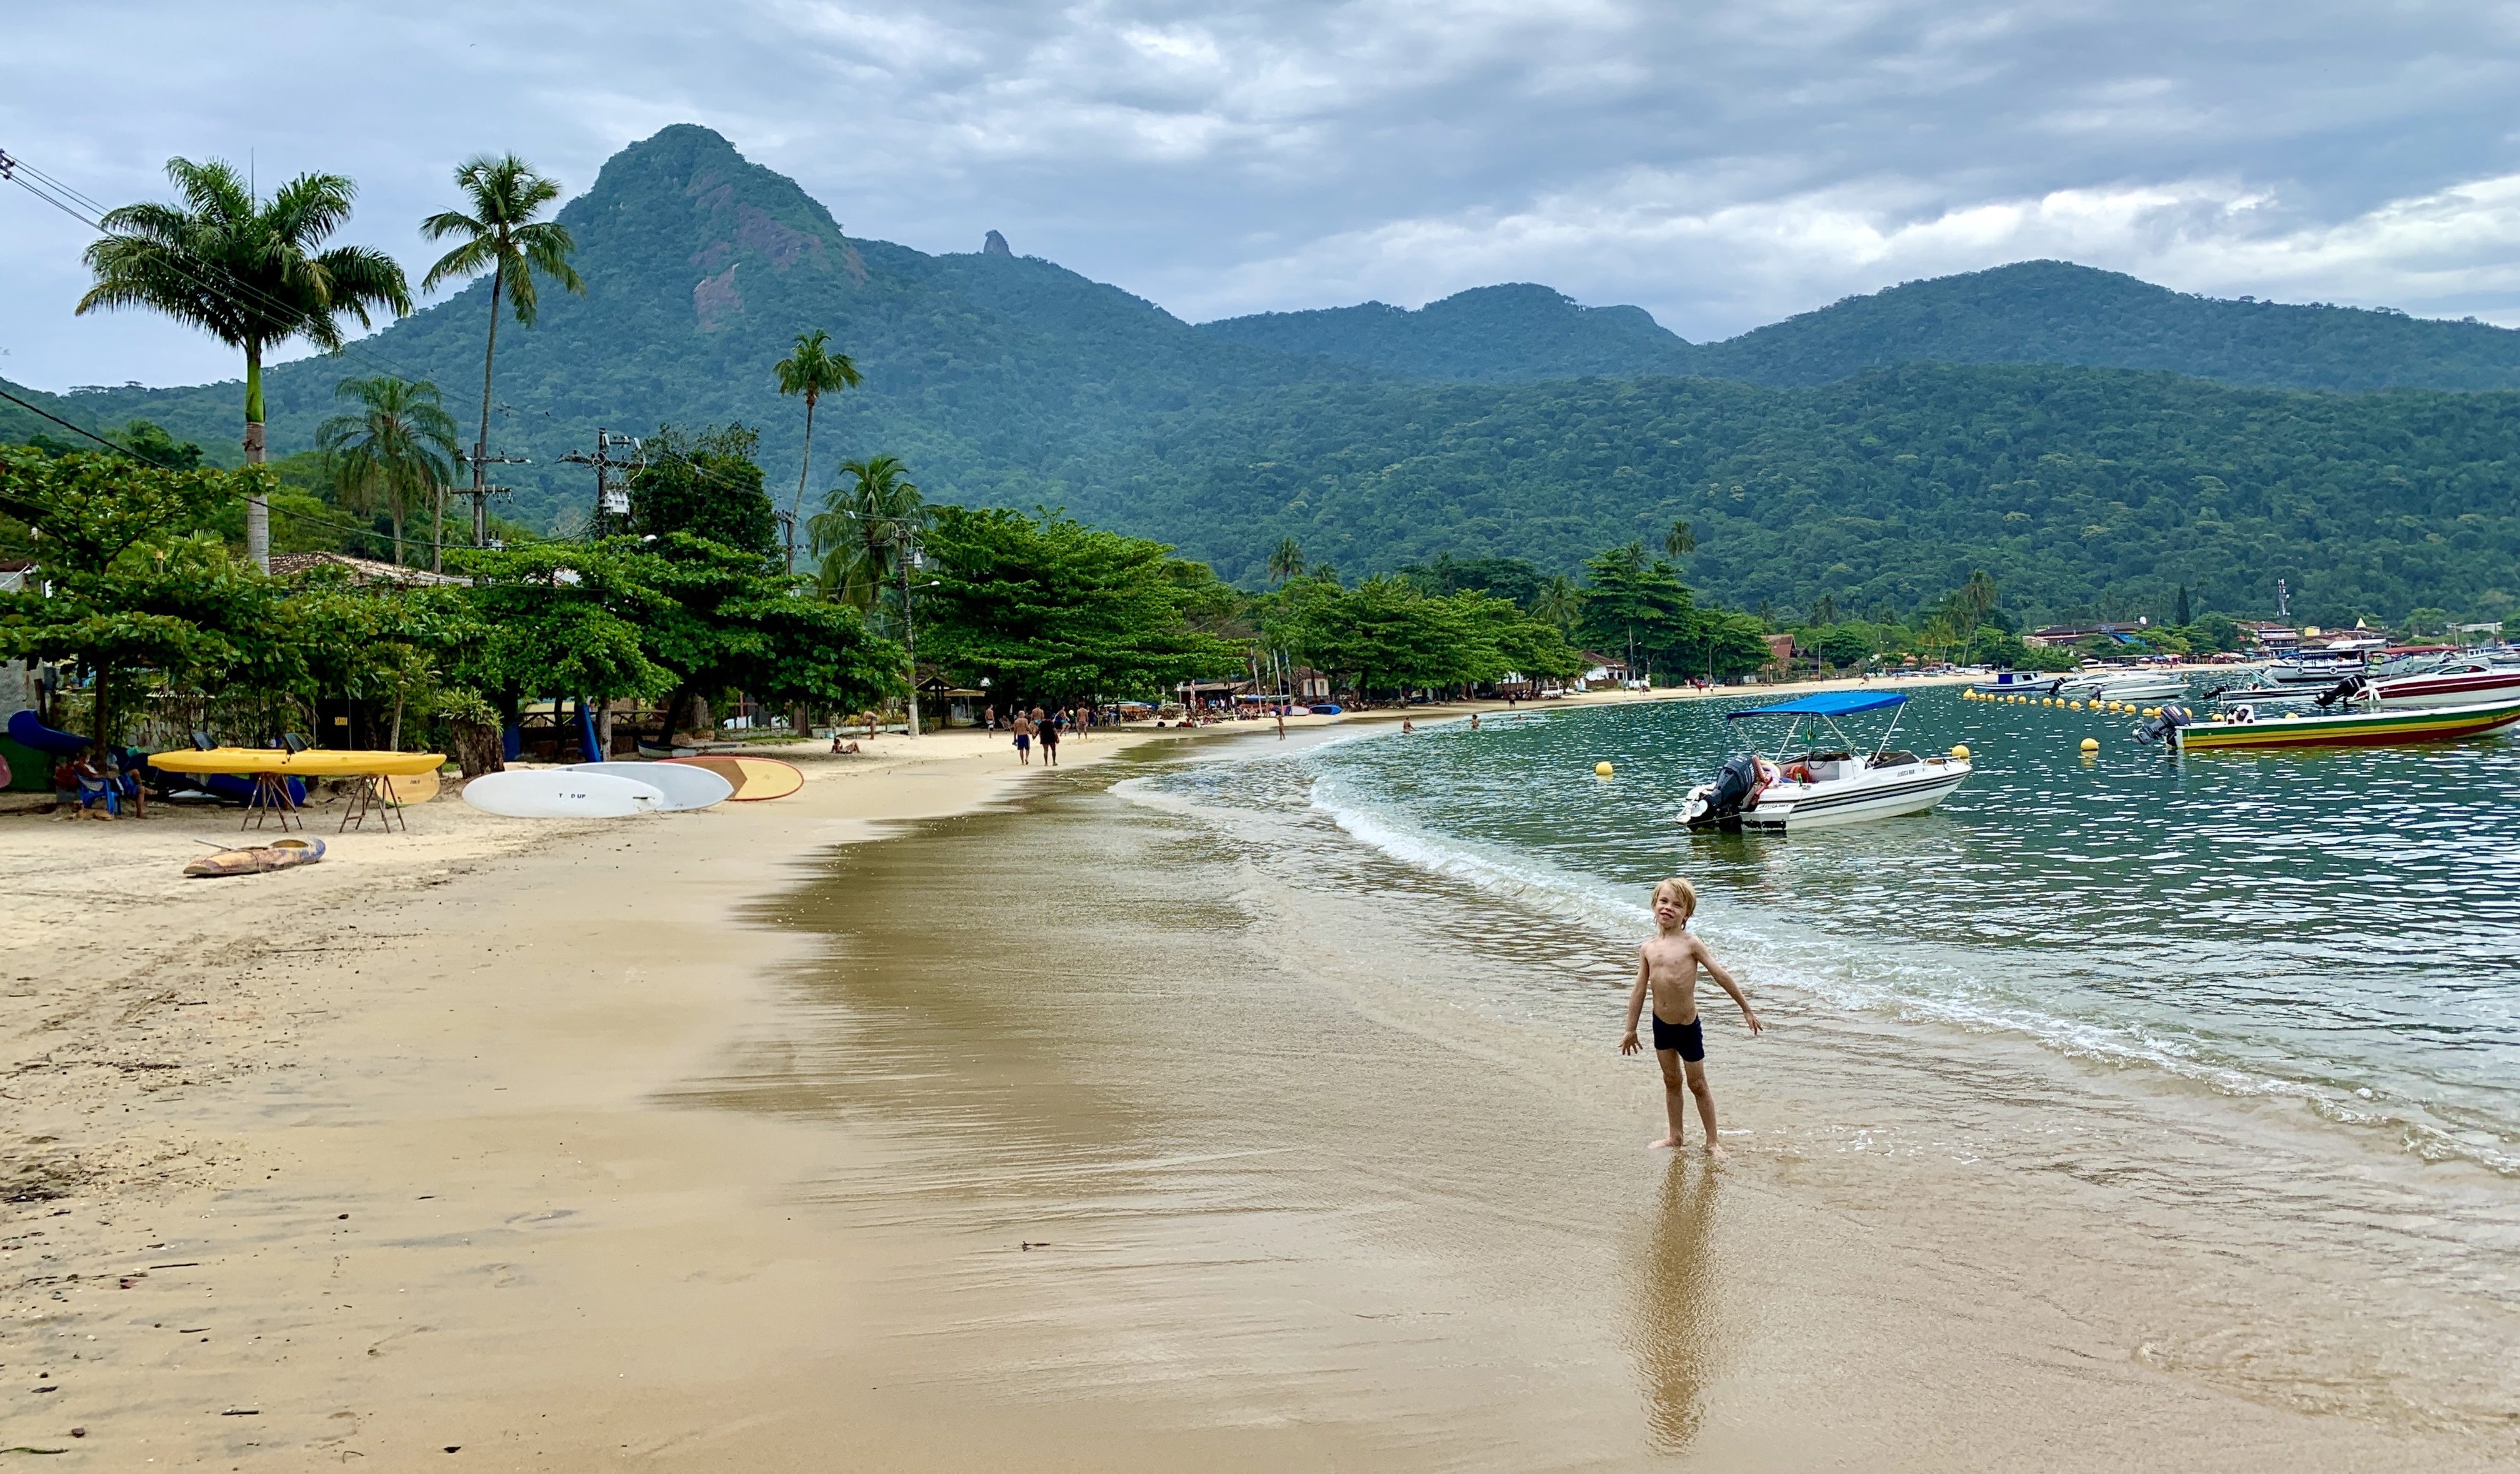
[41, 124, 1351, 528]
[1198, 284, 1694, 381]
[1697, 262, 2520, 391]
[19, 125, 2520, 628]
[1089, 364, 2520, 629]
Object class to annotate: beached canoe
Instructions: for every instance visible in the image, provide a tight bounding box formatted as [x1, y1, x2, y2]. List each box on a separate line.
[569, 761, 732, 810]
[151, 748, 446, 777]
[659, 755, 803, 801]
[183, 838, 325, 878]
[2171, 694, 2520, 751]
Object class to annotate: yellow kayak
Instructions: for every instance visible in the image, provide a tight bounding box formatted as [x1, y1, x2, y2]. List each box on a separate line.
[151, 748, 447, 777]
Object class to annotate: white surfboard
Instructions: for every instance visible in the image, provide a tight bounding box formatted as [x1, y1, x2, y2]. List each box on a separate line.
[569, 761, 734, 811]
[461, 769, 667, 819]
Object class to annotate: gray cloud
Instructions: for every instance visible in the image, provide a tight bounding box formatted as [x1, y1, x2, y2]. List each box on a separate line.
[8, 0, 2520, 389]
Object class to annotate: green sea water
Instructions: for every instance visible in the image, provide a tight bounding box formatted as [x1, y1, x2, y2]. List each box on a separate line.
[1141, 687, 2520, 1174]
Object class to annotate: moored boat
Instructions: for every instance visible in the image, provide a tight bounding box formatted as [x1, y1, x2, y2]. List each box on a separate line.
[1970, 670, 2064, 696]
[2359, 655, 2520, 709]
[2142, 694, 2520, 751]
[1681, 691, 1971, 832]
[2056, 667, 2189, 703]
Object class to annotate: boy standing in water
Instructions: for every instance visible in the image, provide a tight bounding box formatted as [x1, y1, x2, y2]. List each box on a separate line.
[1621, 878, 1761, 1155]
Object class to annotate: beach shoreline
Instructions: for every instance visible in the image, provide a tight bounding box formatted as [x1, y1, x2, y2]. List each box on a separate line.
[8, 671, 2507, 1469]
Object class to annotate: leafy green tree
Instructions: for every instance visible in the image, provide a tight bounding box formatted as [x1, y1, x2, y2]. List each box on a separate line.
[1809, 624, 1873, 669]
[921, 506, 1237, 703]
[772, 329, 862, 574]
[633, 533, 906, 728]
[78, 158, 411, 570]
[809, 454, 924, 616]
[1663, 519, 1696, 561]
[316, 376, 461, 567]
[451, 541, 675, 725]
[1576, 542, 1694, 678]
[1531, 573, 1579, 632]
[1396, 552, 1546, 606]
[421, 154, 584, 542]
[282, 570, 482, 748]
[628, 424, 779, 558]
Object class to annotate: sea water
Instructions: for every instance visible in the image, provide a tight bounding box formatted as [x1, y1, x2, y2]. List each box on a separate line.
[1142, 688, 2520, 1175]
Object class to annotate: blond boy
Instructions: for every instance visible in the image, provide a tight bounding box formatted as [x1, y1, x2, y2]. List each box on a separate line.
[1621, 878, 1761, 1155]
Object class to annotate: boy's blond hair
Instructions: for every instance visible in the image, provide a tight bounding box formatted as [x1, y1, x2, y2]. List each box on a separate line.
[1652, 877, 1696, 920]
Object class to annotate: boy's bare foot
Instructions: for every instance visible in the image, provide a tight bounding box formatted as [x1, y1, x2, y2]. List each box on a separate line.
[1703, 1142, 1728, 1160]
[1649, 1136, 1682, 1150]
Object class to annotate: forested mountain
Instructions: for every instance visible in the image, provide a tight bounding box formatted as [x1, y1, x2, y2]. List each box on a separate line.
[1198, 284, 1695, 381]
[34, 124, 1354, 529]
[19, 124, 2520, 627]
[1106, 364, 2520, 627]
[1199, 262, 2520, 393]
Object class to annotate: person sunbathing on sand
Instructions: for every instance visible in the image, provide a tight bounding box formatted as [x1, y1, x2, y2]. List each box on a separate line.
[1621, 878, 1761, 1156]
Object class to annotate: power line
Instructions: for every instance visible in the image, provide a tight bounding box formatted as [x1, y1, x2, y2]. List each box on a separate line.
[0, 383, 178, 468]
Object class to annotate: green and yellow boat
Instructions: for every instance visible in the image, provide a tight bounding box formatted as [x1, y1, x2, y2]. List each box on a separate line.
[2166, 694, 2520, 751]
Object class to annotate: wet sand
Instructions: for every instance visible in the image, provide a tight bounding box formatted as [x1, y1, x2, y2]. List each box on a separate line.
[6, 703, 2509, 1468]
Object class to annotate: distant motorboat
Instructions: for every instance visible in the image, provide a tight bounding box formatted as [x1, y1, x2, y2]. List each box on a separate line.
[2359, 654, 2520, 709]
[2056, 668, 2189, 703]
[2137, 694, 2520, 751]
[1970, 670, 2064, 696]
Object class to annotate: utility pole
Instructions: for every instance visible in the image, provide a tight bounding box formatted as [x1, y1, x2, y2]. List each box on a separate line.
[2276, 578, 2291, 621]
[899, 529, 924, 738]
[461, 447, 531, 547]
[560, 429, 643, 539]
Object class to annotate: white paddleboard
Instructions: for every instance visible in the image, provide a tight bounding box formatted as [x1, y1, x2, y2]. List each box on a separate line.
[569, 761, 733, 811]
[461, 769, 666, 819]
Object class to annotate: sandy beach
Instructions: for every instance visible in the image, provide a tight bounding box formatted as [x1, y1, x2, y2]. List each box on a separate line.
[7, 679, 2512, 1470]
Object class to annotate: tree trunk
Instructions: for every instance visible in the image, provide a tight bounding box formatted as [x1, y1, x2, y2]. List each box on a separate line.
[388, 693, 405, 751]
[390, 507, 406, 568]
[242, 343, 269, 572]
[90, 664, 111, 756]
[432, 483, 446, 573]
[690, 694, 712, 741]
[448, 718, 503, 778]
[471, 258, 504, 546]
[789, 393, 814, 576]
[596, 702, 615, 758]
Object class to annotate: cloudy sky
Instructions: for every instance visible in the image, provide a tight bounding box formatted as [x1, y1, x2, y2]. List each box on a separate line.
[9, 0, 2520, 389]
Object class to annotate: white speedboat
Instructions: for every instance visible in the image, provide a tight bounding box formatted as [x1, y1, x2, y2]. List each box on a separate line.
[1971, 670, 2064, 696]
[2359, 654, 2520, 709]
[2056, 667, 2189, 703]
[1680, 691, 1971, 833]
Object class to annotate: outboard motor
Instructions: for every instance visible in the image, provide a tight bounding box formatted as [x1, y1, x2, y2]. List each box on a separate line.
[2133, 703, 2193, 746]
[2313, 676, 2366, 708]
[1680, 753, 1762, 830]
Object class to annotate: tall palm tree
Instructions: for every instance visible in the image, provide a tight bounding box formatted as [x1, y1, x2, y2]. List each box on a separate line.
[772, 329, 862, 575]
[316, 376, 461, 566]
[1531, 574, 1580, 633]
[1266, 535, 1306, 584]
[1663, 519, 1696, 561]
[78, 158, 411, 572]
[809, 455, 924, 619]
[420, 154, 584, 546]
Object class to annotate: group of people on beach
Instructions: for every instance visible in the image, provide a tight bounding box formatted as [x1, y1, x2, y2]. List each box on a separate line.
[49, 749, 148, 820]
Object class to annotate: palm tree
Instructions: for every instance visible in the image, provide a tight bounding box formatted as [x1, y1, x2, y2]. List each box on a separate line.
[316, 376, 461, 566]
[1531, 574, 1580, 633]
[809, 455, 924, 619]
[78, 158, 411, 571]
[1266, 535, 1306, 584]
[420, 154, 584, 546]
[1663, 519, 1696, 561]
[773, 329, 862, 575]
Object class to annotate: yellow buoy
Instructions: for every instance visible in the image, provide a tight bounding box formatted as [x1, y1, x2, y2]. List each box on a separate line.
[2079, 736, 2099, 753]
[2142, 706, 2159, 718]
[2069, 701, 2084, 711]
[1950, 744, 1971, 760]
[1595, 761, 1614, 777]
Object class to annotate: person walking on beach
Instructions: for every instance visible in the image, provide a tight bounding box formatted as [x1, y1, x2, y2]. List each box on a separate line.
[1038, 708, 1062, 766]
[1621, 878, 1761, 1156]
[1012, 712, 1034, 765]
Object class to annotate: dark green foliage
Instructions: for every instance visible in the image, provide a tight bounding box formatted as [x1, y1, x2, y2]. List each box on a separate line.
[451, 541, 677, 713]
[1129, 364, 2520, 627]
[1258, 573, 1582, 697]
[1395, 553, 1548, 606]
[1201, 284, 1691, 382]
[634, 532, 904, 714]
[628, 423, 779, 556]
[920, 505, 1239, 702]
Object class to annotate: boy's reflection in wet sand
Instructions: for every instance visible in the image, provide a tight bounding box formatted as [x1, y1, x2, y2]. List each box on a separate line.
[1628, 1158, 1724, 1453]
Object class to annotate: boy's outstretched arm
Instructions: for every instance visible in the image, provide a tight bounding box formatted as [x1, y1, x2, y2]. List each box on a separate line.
[1697, 942, 1764, 1035]
[1621, 955, 1649, 1055]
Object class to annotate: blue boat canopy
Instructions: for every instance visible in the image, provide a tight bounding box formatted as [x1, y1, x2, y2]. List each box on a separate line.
[1726, 690, 1909, 719]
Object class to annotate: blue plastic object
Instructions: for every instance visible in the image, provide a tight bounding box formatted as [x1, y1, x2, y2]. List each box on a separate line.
[502, 724, 523, 761]
[576, 700, 602, 763]
[186, 771, 309, 807]
[7, 708, 90, 755]
[1726, 691, 1909, 719]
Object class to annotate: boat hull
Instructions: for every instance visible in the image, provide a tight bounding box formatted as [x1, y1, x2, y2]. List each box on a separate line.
[2172, 696, 2520, 750]
[1739, 762, 1971, 830]
[2364, 670, 2520, 709]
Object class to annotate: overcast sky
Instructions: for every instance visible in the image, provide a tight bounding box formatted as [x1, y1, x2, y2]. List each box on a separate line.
[9, 0, 2520, 390]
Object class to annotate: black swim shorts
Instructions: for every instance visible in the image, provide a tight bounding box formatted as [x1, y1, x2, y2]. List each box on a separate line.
[1651, 1013, 1705, 1062]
